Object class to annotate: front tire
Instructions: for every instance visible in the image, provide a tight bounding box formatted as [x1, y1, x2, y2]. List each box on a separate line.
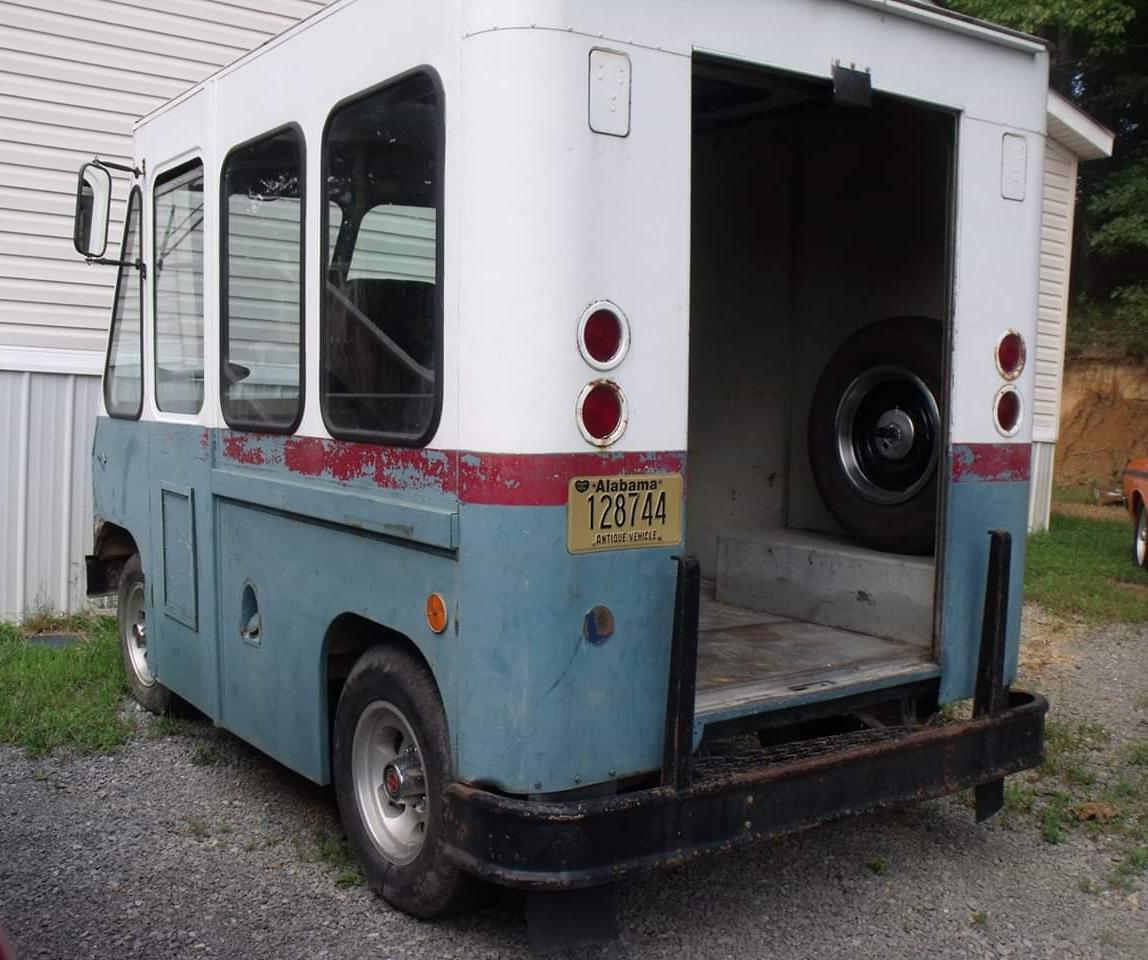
[333, 645, 466, 918]
[117, 555, 172, 714]
[1134, 504, 1148, 569]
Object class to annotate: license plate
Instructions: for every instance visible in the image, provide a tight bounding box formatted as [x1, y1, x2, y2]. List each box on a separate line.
[566, 473, 684, 554]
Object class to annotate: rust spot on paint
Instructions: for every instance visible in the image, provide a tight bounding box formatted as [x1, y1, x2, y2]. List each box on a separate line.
[222, 433, 265, 466]
[951, 443, 1031, 483]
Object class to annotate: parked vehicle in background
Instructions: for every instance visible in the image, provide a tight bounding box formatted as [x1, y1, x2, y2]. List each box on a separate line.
[69, 0, 1052, 941]
[1121, 458, 1148, 568]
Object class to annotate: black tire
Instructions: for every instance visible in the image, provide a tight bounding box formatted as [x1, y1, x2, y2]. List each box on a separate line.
[117, 554, 172, 714]
[808, 316, 944, 556]
[1134, 503, 1148, 569]
[333, 645, 467, 918]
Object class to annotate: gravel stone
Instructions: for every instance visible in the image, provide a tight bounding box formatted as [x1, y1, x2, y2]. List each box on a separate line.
[1, 621, 1146, 959]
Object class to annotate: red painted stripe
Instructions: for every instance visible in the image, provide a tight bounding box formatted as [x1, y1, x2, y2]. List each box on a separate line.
[951, 443, 1031, 483]
[218, 431, 685, 506]
[459, 450, 686, 506]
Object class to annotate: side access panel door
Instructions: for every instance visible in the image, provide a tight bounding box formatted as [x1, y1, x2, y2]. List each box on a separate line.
[147, 423, 219, 717]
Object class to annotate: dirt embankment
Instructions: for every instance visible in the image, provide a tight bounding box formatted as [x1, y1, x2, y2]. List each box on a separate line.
[1056, 360, 1148, 487]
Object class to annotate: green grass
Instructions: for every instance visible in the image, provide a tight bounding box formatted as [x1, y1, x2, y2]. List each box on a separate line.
[1025, 513, 1148, 622]
[1051, 484, 1099, 506]
[0, 615, 129, 756]
[865, 856, 889, 876]
[294, 826, 365, 887]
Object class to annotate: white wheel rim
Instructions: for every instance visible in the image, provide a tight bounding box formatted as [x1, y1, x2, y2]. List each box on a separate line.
[352, 700, 428, 865]
[123, 581, 155, 686]
[1137, 511, 1147, 566]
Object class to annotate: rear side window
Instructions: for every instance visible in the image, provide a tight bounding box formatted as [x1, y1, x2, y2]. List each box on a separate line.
[321, 70, 443, 444]
[220, 127, 305, 431]
[104, 186, 143, 418]
[154, 160, 205, 415]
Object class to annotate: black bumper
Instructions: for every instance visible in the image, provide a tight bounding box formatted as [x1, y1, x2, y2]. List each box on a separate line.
[442, 690, 1047, 890]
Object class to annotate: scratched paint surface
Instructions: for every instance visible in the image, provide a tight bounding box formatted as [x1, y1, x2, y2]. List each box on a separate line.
[951, 442, 1031, 483]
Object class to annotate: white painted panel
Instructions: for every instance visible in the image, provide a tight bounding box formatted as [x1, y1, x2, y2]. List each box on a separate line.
[1031, 139, 1077, 442]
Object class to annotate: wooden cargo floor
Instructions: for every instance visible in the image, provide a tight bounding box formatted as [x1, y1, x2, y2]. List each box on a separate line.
[696, 583, 935, 715]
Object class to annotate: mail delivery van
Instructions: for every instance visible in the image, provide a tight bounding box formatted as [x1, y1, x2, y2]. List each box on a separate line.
[75, 0, 1049, 925]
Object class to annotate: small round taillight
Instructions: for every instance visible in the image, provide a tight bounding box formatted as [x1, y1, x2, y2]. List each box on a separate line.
[577, 380, 627, 446]
[996, 330, 1025, 380]
[578, 301, 630, 370]
[994, 385, 1022, 436]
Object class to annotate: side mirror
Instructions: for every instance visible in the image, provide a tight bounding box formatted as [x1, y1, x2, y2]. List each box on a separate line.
[73, 163, 112, 259]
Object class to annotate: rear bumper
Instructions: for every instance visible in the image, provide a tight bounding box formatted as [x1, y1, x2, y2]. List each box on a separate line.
[442, 689, 1046, 890]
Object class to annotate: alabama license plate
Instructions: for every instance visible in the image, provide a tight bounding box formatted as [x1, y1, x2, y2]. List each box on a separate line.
[566, 474, 684, 554]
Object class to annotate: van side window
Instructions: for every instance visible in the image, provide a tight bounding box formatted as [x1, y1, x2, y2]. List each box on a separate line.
[104, 186, 144, 418]
[321, 71, 443, 444]
[221, 127, 305, 431]
[154, 160, 205, 415]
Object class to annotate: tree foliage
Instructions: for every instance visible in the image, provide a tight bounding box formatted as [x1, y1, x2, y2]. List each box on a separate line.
[946, 0, 1148, 357]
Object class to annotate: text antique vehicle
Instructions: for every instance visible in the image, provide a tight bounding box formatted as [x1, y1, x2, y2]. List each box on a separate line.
[73, 0, 1049, 935]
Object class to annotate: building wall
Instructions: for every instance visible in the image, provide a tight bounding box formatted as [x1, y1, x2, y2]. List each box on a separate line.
[1028, 138, 1079, 531]
[0, 0, 330, 618]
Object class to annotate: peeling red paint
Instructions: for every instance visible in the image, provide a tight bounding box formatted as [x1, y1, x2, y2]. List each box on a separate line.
[222, 433, 266, 466]
[221, 431, 686, 505]
[951, 443, 1031, 483]
[459, 451, 687, 505]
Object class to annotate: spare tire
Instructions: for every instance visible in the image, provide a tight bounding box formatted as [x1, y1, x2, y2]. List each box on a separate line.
[808, 316, 943, 556]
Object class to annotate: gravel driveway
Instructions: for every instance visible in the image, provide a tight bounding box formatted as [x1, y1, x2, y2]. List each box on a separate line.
[2, 619, 1146, 960]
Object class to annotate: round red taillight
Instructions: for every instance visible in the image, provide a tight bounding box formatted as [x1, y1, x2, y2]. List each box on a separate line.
[996, 330, 1025, 380]
[577, 380, 627, 445]
[578, 301, 630, 370]
[995, 386, 1022, 435]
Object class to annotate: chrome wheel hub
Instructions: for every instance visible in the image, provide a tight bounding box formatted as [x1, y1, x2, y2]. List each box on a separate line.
[352, 701, 428, 864]
[835, 365, 940, 506]
[123, 581, 155, 687]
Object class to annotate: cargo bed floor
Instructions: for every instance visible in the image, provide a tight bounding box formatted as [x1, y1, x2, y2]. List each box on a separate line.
[695, 584, 936, 717]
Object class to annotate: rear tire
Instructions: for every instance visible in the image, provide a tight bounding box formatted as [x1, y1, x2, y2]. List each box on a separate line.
[1134, 504, 1148, 569]
[117, 555, 172, 715]
[808, 316, 944, 555]
[333, 645, 467, 918]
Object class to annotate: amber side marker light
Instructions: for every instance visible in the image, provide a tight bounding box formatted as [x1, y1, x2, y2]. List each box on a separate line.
[426, 593, 448, 634]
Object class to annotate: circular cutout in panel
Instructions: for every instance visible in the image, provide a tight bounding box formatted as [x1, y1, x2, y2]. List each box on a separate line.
[576, 380, 627, 446]
[994, 385, 1022, 437]
[996, 329, 1026, 380]
[240, 582, 261, 646]
[577, 301, 631, 371]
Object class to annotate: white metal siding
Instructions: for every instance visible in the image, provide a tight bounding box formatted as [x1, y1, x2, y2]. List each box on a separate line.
[1028, 439, 1055, 533]
[1033, 139, 1078, 443]
[0, 370, 101, 618]
[0, 0, 329, 617]
[0, 0, 330, 355]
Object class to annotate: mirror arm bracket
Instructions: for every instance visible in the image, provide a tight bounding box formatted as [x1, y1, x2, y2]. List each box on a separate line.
[85, 256, 147, 278]
[93, 156, 145, 179]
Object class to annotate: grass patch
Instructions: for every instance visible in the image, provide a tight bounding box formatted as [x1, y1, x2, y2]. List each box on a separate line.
[865, 856, 889, 876]
[190, 744, 223, 766]
[1051, 484, 1098, 506]
[1124, 740, 1148, 767]
[148, 714, 198, 738]
[1025, 513, 1148, 622]
[971, 910, 988, 926]
[0, 615, 129, 756]
[295, 826, 364, 887]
